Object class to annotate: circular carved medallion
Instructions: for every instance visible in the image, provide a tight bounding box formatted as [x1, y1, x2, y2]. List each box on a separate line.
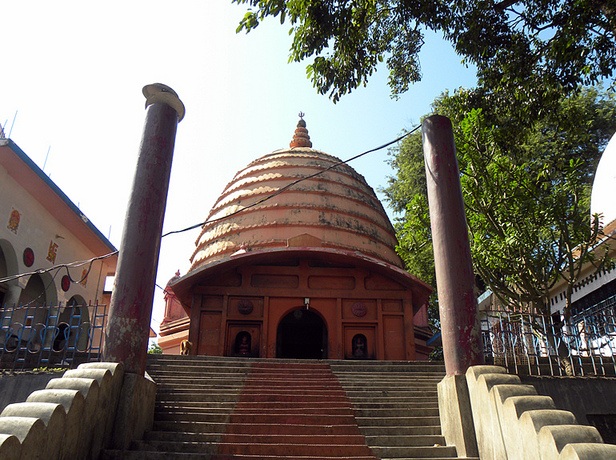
[237, 299, 254, 315]
[351, 302, 367, 317]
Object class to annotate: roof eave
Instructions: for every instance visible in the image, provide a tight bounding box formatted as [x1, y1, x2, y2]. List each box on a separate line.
[170, 246, 432, 309]
[0, 138, 118, 257]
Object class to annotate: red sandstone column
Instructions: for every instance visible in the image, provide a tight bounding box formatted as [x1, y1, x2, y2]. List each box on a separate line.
[422, 115, 484, 375]
[103, 83, 185, 375]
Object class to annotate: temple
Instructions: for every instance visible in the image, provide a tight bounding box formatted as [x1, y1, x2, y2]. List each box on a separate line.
[159, 116, 434, 359]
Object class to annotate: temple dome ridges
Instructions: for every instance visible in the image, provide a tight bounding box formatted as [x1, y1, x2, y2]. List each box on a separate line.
[188, 116, 401, 272]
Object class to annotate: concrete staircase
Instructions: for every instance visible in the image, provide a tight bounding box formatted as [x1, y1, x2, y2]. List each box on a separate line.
[331, 361, 463, 460]
[103, 355, 469, 459]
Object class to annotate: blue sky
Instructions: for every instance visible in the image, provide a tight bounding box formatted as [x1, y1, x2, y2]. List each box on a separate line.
[1, 1, 477, 330]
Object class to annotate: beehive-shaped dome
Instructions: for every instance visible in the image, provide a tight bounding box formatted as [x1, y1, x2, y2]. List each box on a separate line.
[189, 118, 402, 272]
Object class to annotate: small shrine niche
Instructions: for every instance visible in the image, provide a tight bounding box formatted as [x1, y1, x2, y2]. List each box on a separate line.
[234, 331, 252, 356]
[352, 334, 368, 359]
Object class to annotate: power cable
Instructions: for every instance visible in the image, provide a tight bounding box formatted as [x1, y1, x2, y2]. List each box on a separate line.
[0, 251, 118, 284]
[1, 127, 419, 283]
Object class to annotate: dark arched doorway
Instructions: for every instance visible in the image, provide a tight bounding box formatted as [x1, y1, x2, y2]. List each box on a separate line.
[276, 308, 327, 359]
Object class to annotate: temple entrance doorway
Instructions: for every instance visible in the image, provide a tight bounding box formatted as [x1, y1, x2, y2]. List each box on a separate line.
[276, 308, 327, 359]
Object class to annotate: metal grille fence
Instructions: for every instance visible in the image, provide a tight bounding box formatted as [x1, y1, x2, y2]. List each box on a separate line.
[482, 294, 616, 376]
[0, 303, 107, 371]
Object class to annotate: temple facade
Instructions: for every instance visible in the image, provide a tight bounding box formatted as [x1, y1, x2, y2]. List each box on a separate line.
[159, 118, 433, 360]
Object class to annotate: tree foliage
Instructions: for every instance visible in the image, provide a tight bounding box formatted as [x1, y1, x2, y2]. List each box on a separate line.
[147, 342, 163, 354]
[383, 86, 616, 317]
[232, 0, 616, 103]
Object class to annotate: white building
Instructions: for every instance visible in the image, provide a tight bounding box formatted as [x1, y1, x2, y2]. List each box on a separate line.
[548, 132, 616, 319]
[0, 136, 117, 360]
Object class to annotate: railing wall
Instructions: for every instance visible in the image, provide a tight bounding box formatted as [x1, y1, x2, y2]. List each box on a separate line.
[481, 294, 616, 376]
[0, 303, 107, 371]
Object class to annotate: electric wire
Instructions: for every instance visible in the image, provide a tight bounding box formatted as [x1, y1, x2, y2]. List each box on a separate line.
[1, 127, 419, 283]
[0, 251, 118, 285]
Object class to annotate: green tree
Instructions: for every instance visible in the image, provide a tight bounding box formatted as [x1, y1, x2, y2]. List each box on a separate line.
[232, 0, 616, 103]
[384, 86, 616, 318]
[148, 342, 163, 354]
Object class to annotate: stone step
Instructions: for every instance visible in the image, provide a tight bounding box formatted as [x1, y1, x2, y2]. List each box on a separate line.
[144, 430, 369, 445]
[154, 407, 235, 416]
[379, 458, 476, 460]
[149, 378, 243, 383]
[130, 440, 218, 454]
[335, 372, 445, 377]
[341, 382, 442, 388]
[158, 405, 356, 415]
[233, 407, 356, 415]
[244, 381, 348, 388]
[156, 405, 356, 418]
[346, 380, 441, 385]
[155, 412, 362, 426]
[154, 390, 233, 397]
[156, 402, 237, 410]
[221, 442, 374, 457]
[130, 440, 375, 457]
[348, 396, 438, 402]
[236, 394, 353, 403]
[155, 395, 356, 405]
[360, 425, 443, 436]
[347, 391, 438, 398]
[155, 412, 231, 423]
[103, 451, 376, 460]
[153, 372, 340, 380]
[233, 401, 353, 409]
[156, 394, 241, 403]
[365, 434, 446, 447]
[344, 386, 441, 391]
[147, 365, 251, 373]
[331, 366, 446, 373]
[346, 388, 440, 394]
[350, 402, 438, 409]
[370, 445, 458, 458]
[151, 375, 248, 381]
[341, 383, 444, 388]
[356, 416, 441, 427]
[153, 421, 366, 436]
[146, 362, 244, 368]
[157, 387, 348, 396]
[356, 407, 440, 417]
[155, 401, 354, 411]
[146, 358, 252, 367]
[148, 359, 445, 374]
[149, 369, 336, 379]
[102, 451, 210, 459]
[155, 382, 246, 389]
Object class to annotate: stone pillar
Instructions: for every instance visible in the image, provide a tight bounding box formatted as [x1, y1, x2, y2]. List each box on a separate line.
[103, 83, 185, 375]
[422, 115, 483, 375]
